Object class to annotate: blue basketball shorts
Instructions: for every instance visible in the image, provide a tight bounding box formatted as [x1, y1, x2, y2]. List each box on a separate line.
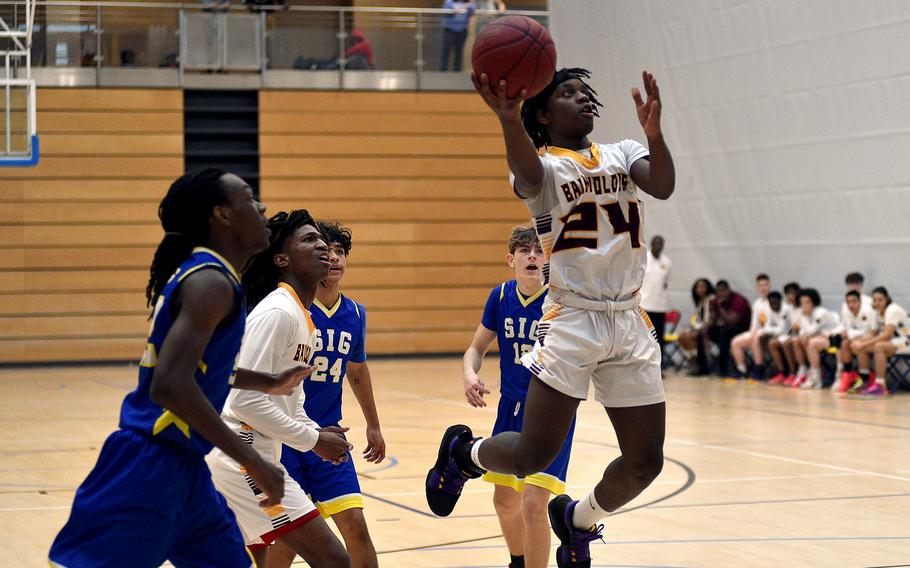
[281, 431, 364, 518]
[49, 429, 252, 568]
[481, 394, 576, 495]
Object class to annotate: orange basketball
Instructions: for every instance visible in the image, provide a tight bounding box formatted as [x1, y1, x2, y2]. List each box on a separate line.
[471, 15, 557, 100]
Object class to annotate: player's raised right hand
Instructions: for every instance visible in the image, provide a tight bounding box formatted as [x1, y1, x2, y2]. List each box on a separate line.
[472, 72, 526, 124]
[244, 455, 285, 508]
[463, 372, 491, 408]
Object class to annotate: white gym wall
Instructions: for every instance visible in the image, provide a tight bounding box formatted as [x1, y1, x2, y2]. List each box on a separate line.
[549, 0, 910, 314]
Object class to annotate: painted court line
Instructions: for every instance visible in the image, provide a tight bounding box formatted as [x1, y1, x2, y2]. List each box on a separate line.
[697, 443, 910, 483]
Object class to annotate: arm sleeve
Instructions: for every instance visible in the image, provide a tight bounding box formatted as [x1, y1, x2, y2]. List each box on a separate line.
[350, 304, 367, 364]
[237, 308, 294, 374]
[232, 309, 320, 452]
[618, 139, 650, 171]
[480, 286, 500, 332]
[511, 158, 558, 215]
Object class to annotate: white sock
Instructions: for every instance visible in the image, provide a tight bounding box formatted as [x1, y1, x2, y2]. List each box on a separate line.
[572, 490, 609, 530]
[797, 365, 808, 376]
[737, 363, 747, 374]
[469, 437, 486, 470]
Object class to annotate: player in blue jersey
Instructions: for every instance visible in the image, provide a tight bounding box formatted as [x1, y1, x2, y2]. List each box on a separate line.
[49, 169, 313, 568]
[461, 226, 575, 568]
[270, 220, 384, 568]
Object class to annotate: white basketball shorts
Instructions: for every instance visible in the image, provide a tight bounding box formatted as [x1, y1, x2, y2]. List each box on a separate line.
[206, 425, 318, 548]
[521, 292, 665, 408]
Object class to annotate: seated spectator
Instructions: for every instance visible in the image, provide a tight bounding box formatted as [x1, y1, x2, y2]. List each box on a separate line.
[768, 295, 800, 385]
[345, 29, 374, 69]
[782, 282, 800, 312]
[678, 278, 714, 365]
[851, 286, 909, 397]
[788, 288, 840, 389]
[844, 271, 872, 309]
[833, 290, 880, 392]
[696, 280, 751, 376]
[731, 291, 792, 380]
[728, 274, 772, 378]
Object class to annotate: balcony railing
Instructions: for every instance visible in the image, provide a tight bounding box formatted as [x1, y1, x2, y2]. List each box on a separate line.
[0, 1, 549, 90]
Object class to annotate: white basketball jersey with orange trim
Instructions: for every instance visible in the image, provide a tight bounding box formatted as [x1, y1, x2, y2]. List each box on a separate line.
[513, 140, 649, 303]
[221, 283, 320, 459]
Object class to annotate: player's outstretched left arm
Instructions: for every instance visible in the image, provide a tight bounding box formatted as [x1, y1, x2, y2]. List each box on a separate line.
[630, 70, 675, 200]
[347, 361, 386, 463]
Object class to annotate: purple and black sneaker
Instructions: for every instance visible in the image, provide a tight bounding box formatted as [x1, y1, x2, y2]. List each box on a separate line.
[548, 494, 605, 567]
[425, 424, 484, 516]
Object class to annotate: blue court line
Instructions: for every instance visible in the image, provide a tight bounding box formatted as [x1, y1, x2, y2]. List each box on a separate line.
[356, 456, 399, 479]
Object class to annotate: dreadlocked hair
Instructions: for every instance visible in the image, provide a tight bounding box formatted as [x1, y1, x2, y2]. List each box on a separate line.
[242, 209, 317, 310]
[317, 220, 352, 255]
[146, 167, 229, 312]
[520, 67, 602, 149]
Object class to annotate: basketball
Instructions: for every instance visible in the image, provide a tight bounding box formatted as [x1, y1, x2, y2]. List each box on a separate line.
[471, 15, 557, 100]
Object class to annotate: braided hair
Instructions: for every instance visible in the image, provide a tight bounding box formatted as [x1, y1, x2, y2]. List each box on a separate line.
[146, 168, 229, 311]
[242, 209, 317, 310]
[520, 67, 603, 149]
[317, 220, 353, 255]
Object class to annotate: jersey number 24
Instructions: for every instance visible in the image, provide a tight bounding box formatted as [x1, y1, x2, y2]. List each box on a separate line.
[552, 201, 641, 253]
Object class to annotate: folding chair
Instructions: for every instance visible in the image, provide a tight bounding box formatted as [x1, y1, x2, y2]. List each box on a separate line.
[886, 354, 910, 393]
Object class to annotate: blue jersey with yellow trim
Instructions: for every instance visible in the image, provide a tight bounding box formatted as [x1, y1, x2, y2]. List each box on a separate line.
[119, 247, 246, 455]
[303, 294, 367, 426]
[481, 280, 547, 401]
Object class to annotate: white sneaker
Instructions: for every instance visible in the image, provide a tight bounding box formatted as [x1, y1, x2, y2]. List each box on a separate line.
[801, 369, 821, 389]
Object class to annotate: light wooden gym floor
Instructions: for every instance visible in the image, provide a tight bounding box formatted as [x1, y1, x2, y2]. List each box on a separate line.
[2, 358, 909, 567]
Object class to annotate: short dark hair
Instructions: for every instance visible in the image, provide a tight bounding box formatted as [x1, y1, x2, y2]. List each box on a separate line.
[756, 273, 770, 282]
[716, 279, 730, 289]
[783, 282, 800, 295]
[768, 291, 782, 303]
[797, 287, 821, 307]
[845, 272, 864, 285]
[508, 225, 541, 255]
[845, 290, 860, 300]
[317, 220, 352, 255]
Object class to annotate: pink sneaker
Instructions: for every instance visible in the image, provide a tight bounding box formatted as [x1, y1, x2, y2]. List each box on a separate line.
[769, 373, 786, 385]
[790, 374, 807, 388]
[836, 371, 860, 393]
[862, 382, 888, 397]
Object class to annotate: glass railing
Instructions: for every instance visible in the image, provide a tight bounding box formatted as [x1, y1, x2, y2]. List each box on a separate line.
[1, 2, 548, 90]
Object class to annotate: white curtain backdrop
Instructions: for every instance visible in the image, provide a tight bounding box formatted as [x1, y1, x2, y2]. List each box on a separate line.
[549, 0, 910, 317]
